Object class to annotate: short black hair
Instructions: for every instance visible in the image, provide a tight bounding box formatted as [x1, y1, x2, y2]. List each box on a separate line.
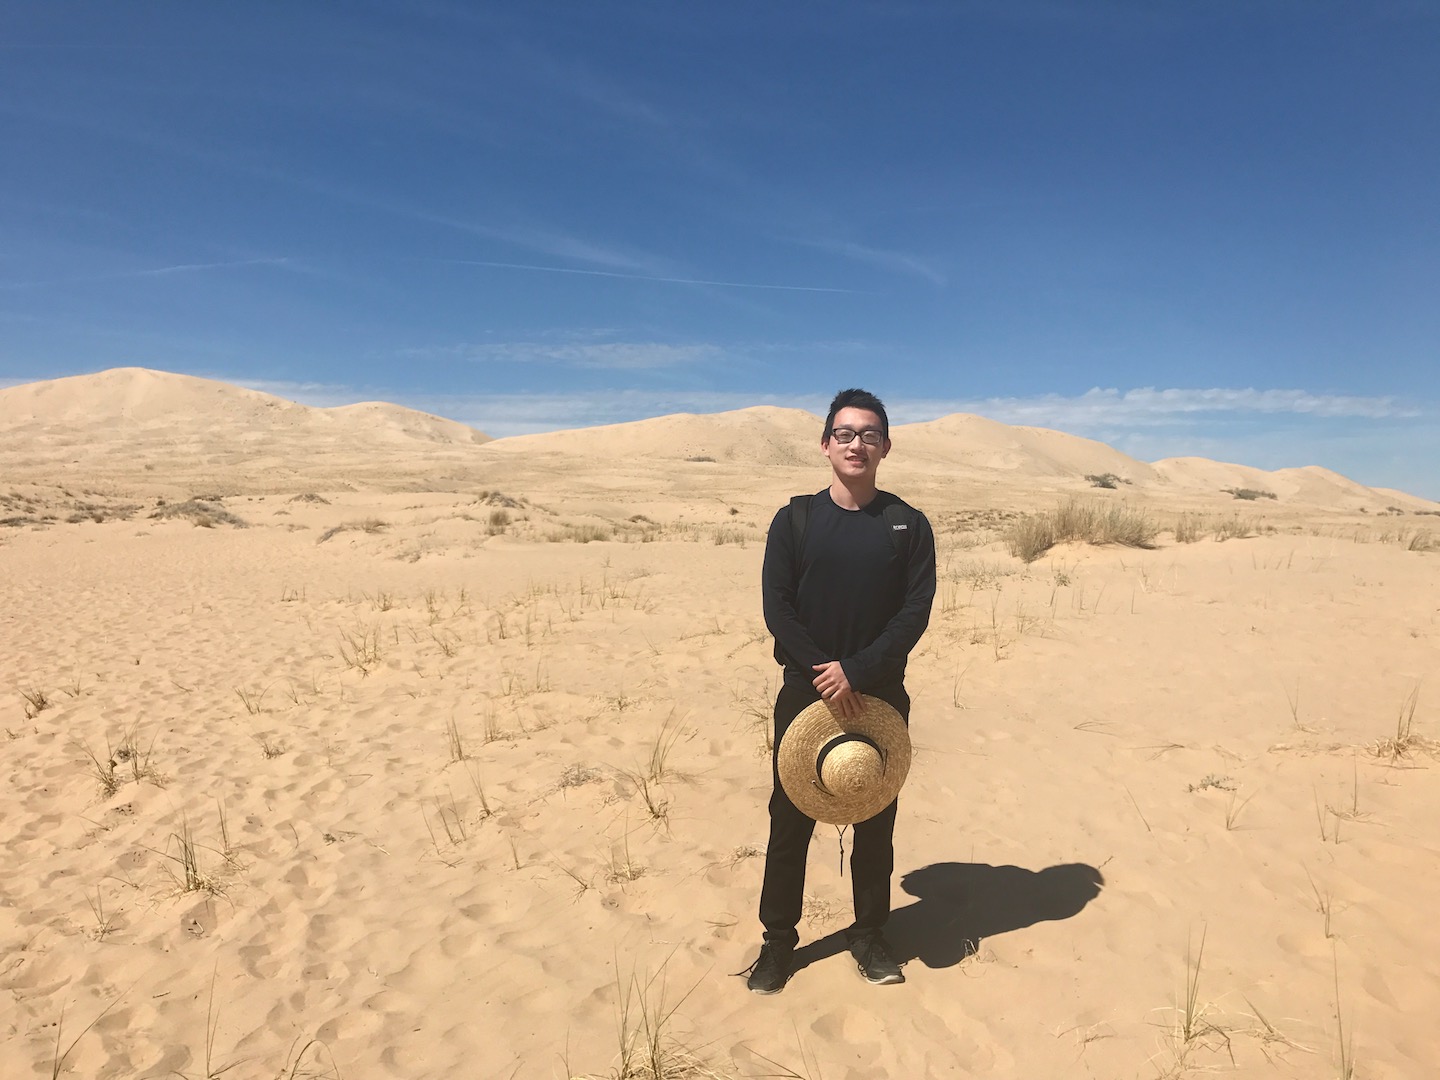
[822, 388, 889, 443]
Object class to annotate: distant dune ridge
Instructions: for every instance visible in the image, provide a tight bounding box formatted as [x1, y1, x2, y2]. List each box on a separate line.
[0, 367, 1434, 509]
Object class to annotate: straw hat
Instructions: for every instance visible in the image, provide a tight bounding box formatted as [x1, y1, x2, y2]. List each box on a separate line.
[777, 695, 911, 825]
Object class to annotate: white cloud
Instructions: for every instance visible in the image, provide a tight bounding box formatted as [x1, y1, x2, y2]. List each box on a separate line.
[890, 387, 1417, 428]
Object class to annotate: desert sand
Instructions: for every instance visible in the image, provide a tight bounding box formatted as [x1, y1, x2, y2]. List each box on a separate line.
[2, 368, 1438, 1079]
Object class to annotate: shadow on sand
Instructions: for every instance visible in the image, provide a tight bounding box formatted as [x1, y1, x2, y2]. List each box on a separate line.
[792, 861, 1104, 973]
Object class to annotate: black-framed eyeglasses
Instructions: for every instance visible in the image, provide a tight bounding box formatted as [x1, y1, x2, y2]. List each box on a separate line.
[831, 427, 884, 446]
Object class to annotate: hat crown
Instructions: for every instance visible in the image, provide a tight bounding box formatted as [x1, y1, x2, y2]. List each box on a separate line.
[818, 742, 884, 797]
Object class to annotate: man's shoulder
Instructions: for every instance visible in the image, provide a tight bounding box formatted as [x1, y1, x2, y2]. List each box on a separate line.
[874, 490, 928, 521]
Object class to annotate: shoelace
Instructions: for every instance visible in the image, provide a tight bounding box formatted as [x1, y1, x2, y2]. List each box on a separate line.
[731, 945, 777, 979]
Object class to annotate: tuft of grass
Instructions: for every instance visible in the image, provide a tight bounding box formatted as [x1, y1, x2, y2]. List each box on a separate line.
[607, 825, 645, 884]
[150, 499, 248, 528]
[85, 885, 119, 941]
[560, 764, 603, 790]
[1371, 684, 1433, 761]
[1212, 516, 1256, 542]
[234, 685, 269, 715]
[278, 1036, 343, 1080]
[486, 508, 511, 534]
[157, 817, 226, 896]
[1173, 514, 1203, 543]
[78, 739, 122, 799]
[635, 777, 670, 829]
[21, 687, 50, 719]
[444, 715, 466, 763]
[316, 518, 388, 544]
[645, 710, 686, 784]
[1165, 925, 1232, 1070]
[1305, 867, 1335, 939]
[548, 522, 613, 544]
[1004, 499, 1158, 563]
[337, 625, 383, 675]
[216, 799, 244, 873]
[593, 957, 712, 1080]
[116, 725, 165, 786]
[1224, 790, 1256, 830]
[464, 762, 494, 820]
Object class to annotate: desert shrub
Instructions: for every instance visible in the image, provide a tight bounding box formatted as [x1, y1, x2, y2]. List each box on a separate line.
[1173, 514, 1203, 543]
[1004, 516, 1056, 563]
[150, 500, 248, 528]
[1085, 473, 1127, 489]
[685, 455, 716, 463]
[1224, 488, 1277, 501]
[487, 509, 511, 535]
[477, 490, 525, 509]
[1212, 516, 1256, 541]
[289, 492, 330, 504]
[712, 526, 748, 546]
[1004, 499, 1158, 563]
[547, 523, 612, 543]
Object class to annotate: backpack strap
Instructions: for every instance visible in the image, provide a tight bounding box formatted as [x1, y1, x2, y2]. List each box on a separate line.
[788, 493, 814, 555]
[881, 497, 918, 562]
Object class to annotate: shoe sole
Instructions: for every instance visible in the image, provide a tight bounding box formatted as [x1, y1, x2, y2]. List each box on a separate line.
[748, 983, 785, 995]
[857, 965, 905, 985]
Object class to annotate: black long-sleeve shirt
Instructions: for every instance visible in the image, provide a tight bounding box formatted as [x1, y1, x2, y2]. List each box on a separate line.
[761, 488, 937, 692]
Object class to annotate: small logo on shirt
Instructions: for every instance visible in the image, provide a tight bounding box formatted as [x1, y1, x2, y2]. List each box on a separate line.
[892, 524, 908, 531]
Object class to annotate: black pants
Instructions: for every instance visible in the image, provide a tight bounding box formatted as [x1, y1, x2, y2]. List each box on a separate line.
[758, 679, 910, 950]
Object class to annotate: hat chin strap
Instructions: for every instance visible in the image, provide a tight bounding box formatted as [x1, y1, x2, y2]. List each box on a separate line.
[810, 732, 886, 798]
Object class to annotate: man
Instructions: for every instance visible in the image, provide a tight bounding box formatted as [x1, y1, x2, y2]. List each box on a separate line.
[746, 387, 937, 993]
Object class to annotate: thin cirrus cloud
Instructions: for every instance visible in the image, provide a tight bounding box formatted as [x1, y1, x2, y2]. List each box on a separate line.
[0, 257, 291, 291]
[797, 238, 947, 287]
[429, 340, 725, 371]
[894, 387, 1421, 429]
[423, 258, 854, 293]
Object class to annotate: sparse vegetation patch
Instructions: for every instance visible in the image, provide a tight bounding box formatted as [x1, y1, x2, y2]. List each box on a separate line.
[1085, 473, 1129, 489]
[1224, 487, 1277, 501]
[150, 499, 248, 528]
[1004, 499, 1159, 563]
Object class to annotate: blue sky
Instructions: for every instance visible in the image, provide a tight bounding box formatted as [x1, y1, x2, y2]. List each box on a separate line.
[2, 2, 1437, 497]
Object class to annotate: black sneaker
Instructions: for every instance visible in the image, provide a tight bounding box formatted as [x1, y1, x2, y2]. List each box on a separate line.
[851, 935, 905, 985]
[743, 942, 792, 994]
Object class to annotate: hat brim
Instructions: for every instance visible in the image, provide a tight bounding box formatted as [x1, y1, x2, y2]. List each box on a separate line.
[777, 695, 910, 825]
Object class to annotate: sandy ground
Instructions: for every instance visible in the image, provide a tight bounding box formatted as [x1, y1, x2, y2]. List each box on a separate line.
[2, 370, 1439, 1079]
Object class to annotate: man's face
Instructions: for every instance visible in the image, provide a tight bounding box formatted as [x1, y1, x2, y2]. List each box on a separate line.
[822, 406, 890, 482]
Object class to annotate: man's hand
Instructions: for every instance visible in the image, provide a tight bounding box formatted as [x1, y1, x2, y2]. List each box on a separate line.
[812, 661, 861, 720]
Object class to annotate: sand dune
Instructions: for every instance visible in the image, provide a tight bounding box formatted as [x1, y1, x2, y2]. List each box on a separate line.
[0, 369, 490, 492]
[3, 368, 1439, 1078]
